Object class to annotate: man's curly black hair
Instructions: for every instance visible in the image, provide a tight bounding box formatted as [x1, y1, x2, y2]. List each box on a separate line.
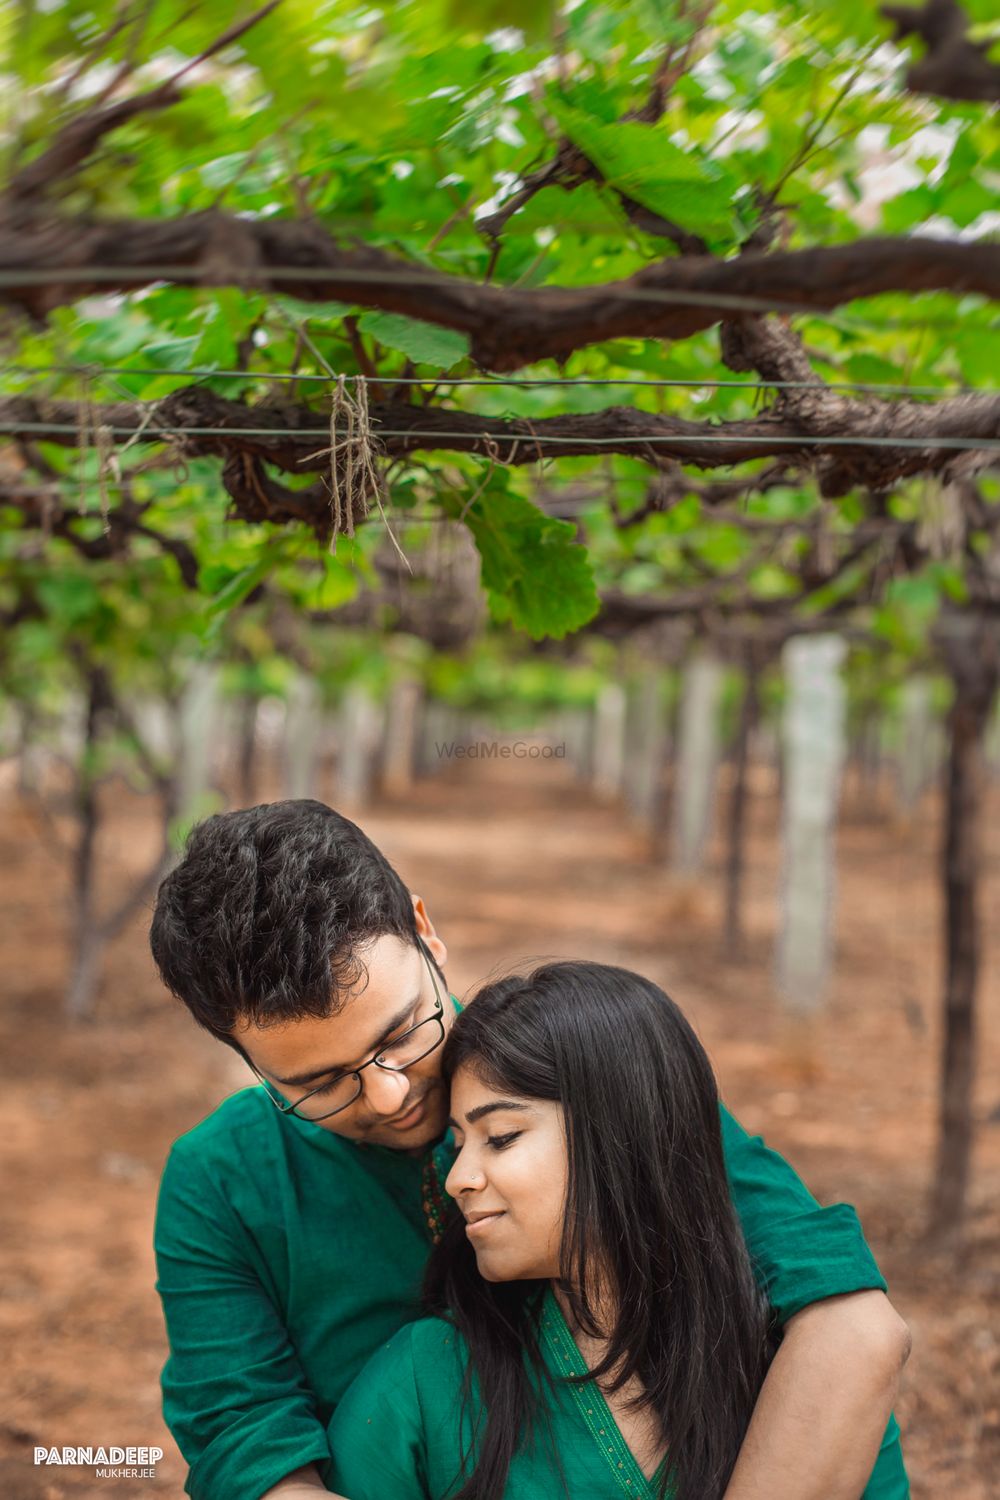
[149, 800, 418, 1041]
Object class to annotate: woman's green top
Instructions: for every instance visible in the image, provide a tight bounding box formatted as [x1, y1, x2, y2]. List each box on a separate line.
[327, 1290, 908, 1500]
[155, 1086, 907, 1499]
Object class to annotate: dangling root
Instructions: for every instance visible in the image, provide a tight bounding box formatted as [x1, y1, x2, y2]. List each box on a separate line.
[95, 423, 120, 536]
[917, 478, 965, 560]
[304, 375, 402, 557]
[77, 380, 91, 516]
[77, 376, 117, 528]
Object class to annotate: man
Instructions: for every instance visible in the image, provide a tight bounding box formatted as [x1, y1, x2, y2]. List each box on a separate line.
[151, 799, 910, 1500]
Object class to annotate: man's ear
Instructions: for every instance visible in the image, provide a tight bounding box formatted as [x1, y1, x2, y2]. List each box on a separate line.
[411, 893, 448, 969]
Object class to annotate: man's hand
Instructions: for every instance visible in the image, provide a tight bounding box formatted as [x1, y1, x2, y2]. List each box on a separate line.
[723, 1290, 911, 1500]
[259, 1464, 341, 1499]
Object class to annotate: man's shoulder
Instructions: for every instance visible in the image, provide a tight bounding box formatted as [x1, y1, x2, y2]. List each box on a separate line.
[167, 1085, 276, 1163]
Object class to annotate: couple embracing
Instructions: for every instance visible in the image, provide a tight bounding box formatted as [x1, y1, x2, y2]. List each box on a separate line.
[151, 800, 910, 1500]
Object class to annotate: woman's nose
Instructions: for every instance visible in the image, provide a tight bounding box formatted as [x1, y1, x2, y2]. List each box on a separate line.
[445, 1148, 486, 1199]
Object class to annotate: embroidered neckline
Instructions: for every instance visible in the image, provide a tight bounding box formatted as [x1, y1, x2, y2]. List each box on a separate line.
[539, 1289, 671, 1500]
[420, 1142, 452, 1244]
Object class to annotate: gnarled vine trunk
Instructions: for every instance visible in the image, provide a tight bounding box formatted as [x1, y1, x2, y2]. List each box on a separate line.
[928, 615, 1000, 1238]
[724, 647, 761, 959]
[65, 668, 107, 1021]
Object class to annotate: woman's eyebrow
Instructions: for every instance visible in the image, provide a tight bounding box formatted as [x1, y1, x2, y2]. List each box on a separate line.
[447, 1100, 533, 1128]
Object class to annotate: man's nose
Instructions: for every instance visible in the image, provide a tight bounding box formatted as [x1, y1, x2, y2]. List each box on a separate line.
[361, 1063, 411, 1116]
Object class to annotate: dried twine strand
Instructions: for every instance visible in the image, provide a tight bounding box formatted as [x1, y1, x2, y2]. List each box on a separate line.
[115, 394, 190, 485]
[303, 374, 381, 550]
[329, 373, 345, 541]
[917, 478, 966, 560]
[94, 423, 119, 534]
[458, 437, 500, 524]
[343, 375, 357, 538]
[76, 378, 91, 516]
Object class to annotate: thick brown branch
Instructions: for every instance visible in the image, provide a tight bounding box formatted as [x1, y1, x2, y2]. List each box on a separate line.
[882, 0, 1000, 103]
[5, 86, 183, 204]
[5, 1, 282, 204]
[2, 385, 998, 532]
[596, 584, 858, 627]
[1, 478, 199, 585]
[596, 526, 888, 626]
[2, 216, 997, 369]
[614, 461, 798, 527]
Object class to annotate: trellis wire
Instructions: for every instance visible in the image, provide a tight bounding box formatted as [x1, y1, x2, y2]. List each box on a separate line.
[3, 363, 991, 398]
[2, 420, 999, 452]
[0, 264, 995, 334]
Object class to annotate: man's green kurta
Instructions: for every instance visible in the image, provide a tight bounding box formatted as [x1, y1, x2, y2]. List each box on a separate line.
[328, 1290, 908, 1500]
[154, 1085, 908, 1500]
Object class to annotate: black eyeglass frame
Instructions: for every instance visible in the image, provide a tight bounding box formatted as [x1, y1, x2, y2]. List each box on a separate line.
[249, 936, 447, 1122]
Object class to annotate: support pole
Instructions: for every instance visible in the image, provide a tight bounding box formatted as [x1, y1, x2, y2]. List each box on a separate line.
[592, 682, 628, 803]
[382, 678, 423, 797]
[776, 635, 847, 1013]
[338, 684, 383, 810]
[672, 650, 724, 876]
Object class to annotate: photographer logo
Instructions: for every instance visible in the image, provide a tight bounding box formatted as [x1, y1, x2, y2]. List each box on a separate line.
[34, 1446, 164, 1480]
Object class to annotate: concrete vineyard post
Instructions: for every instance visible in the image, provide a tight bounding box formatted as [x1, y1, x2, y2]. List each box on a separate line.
[283, 674, 322, 800]
[382, 678, 423, 797]
[337, 684, 383, 810]
[177, 665, 221, 821]
[625, 670, 668, 830]
[776, 635, 847, 1013]
[592, 682, 627, 803]
[898, 677, 934, 813]
[672, 651, 724, 876]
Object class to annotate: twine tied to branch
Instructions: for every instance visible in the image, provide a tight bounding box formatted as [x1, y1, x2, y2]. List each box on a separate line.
[94, 422, 119, 535]
[917, 478, 965, 560]
[303, 373, 378, 544]
[302, 375, 409, 570]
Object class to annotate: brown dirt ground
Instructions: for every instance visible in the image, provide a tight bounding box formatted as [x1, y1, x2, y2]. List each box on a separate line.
[0, 754, 997, 1499]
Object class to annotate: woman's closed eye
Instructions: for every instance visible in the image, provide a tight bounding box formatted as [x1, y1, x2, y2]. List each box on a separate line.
[486, 1130, 523, 1151]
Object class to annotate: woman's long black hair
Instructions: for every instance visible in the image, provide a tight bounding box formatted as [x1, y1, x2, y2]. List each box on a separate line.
[424, 961, 775, 1500]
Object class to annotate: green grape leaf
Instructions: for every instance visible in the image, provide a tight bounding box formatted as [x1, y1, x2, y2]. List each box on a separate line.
[140, 336, 205, 372]
[200, 540, 288, 639]
[549, 102, 738, 244]
[447, 480, 599, 640]
[442, 0, 555, 40]
[35, 572, 102, 625]
[356, 312, 470, 370]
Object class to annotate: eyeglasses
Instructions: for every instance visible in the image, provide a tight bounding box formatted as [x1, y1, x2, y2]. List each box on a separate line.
[250, 937, 447, 1122]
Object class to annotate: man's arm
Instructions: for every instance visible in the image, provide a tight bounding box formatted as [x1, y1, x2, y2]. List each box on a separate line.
[155, 1140, 333, 1500]
[719, 1106, 911, 1497]
[724, 1291, 911, 1500]
[260, 1465, 343, 1499]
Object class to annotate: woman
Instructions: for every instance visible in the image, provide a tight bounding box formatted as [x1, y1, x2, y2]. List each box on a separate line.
[327, 960, 775, 1500]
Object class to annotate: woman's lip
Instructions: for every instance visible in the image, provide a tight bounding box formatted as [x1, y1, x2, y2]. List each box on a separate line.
[466, 1212, 506, 1237]
[385, 1097, 426, 1130]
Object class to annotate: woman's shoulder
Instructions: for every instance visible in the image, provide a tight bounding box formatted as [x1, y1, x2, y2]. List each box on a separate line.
[404, 1314, 467, 1359]
[329, 1317, 469, 1499]
[341, 1316, 467, 1411]
[369, 1313, 465, 1360]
